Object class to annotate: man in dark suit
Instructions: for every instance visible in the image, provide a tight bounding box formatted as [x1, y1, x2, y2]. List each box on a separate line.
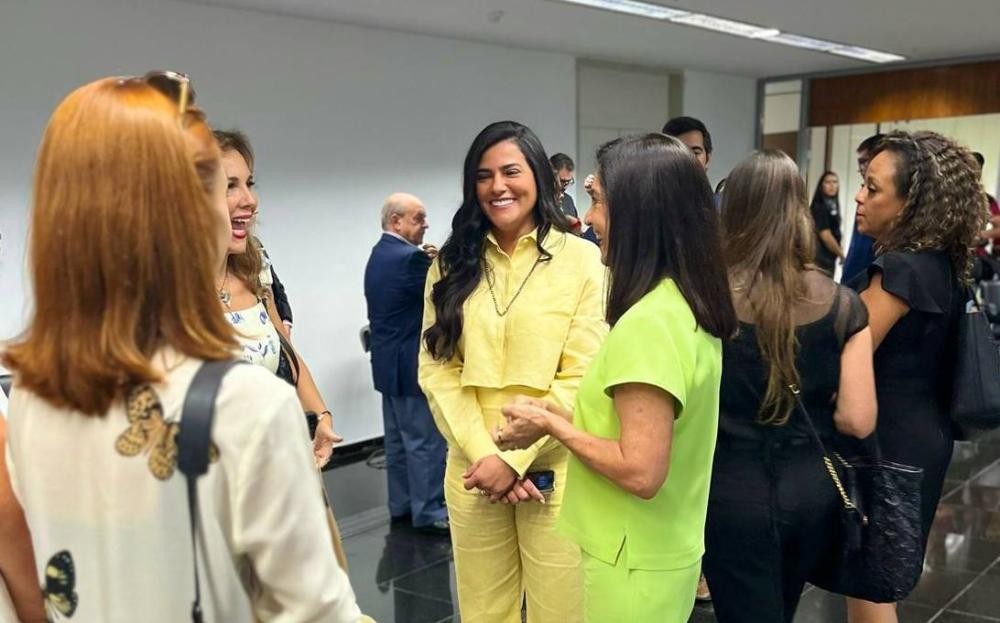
[364, 193, 448, 535]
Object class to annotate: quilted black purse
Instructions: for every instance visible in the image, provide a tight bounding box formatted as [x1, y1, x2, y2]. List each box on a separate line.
[950, 287, 1000, 438]
[792, 386, 925, 603]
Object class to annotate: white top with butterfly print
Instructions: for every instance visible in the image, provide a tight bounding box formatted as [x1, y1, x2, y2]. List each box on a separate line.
[4, 349, 362, 623]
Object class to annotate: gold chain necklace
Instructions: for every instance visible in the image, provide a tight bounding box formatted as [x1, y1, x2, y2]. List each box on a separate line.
[484, 257, 542, 317]
[217, 271, 231, 309]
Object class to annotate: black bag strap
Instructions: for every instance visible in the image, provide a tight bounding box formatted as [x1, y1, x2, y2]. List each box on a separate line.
[177, 360, 242, 623]
[788, 385, 867, 521]
[278, 332, 300, 385]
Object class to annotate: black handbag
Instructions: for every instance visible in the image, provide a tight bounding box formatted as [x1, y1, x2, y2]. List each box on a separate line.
[950, 286, 1000, 438]
[792, 386, 925, 603]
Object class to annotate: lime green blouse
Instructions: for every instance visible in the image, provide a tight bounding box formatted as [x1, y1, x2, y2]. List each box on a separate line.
[558, 278, 723, 570]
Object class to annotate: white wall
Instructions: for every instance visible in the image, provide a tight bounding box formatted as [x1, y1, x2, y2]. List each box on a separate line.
[883, 113, 1000, 199]
[806, 126, 828, 194]
[576, 62, 672, 198]
[681, 70, 758, 188]
[763, 80, 802, 135]
[0, 0, 576, 443]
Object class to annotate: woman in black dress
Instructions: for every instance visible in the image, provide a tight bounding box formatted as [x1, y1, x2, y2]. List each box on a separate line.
[810, 171, 845, 276]
[704, 150, 877, 623]
[848, 131, 987, 623]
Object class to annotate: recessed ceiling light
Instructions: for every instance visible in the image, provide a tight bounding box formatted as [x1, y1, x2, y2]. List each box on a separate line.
[669, 14, 779, 39]
[552, 0, 906, 64]
[760, 33, 838, 52]
[561, 0, 689, 20]
[827, 45, 907, 64]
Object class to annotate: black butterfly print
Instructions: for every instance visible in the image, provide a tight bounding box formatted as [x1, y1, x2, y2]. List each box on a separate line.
[41, 550, 77, 621]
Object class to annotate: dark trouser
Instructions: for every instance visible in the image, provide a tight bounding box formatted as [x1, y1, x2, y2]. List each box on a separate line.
[703, 439, 840, 623]
[382, 393, 448, 527]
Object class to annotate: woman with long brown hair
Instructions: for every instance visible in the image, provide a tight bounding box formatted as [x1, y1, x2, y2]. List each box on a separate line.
[702, 150, 877, 622]
[212, 129, 342, 469]
[2, 75, 360, 621]
[847, 132, 987, 623]
[497, 134, 738, 623]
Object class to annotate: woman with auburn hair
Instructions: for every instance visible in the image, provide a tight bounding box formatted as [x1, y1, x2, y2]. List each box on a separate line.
[497, 134, 738, 623]
[211, 129, 342, 470]
[847, 132, 986, 623]
[419, 121, 606, 623]
[701, 150, 876, 622]
[2, 74, 361, 622]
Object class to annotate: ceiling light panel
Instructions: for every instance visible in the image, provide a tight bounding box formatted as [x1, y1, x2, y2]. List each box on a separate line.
[828, 46, 907, 64]
[761, 33, 839, 52]
[561, 0, 689, 20]
[669, 13, 779, 39]
[553, 0, 906, 64]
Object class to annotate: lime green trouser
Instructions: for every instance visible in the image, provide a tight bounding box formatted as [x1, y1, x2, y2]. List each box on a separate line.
[445, 448, 582, 623]
[582, 545, 700, 623]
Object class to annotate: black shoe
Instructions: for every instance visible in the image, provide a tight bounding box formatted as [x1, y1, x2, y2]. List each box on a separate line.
[414, 518, 450, 536]
[390, 513, 412, 526]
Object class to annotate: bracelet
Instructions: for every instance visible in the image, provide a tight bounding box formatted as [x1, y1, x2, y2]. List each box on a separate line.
[319, 410, 333, 420]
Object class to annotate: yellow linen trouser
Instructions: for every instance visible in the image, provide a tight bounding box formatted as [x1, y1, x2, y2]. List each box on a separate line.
[582, 544, 700, 623]
[445, 395, 582, 623]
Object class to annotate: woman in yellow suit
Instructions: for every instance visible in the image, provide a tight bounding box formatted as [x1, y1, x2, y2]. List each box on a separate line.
[419, 121, 606, 623]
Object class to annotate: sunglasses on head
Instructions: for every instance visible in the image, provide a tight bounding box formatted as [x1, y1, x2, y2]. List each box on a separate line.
[121, 70, 195, 115]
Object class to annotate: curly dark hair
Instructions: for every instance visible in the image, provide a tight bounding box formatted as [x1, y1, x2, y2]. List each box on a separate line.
[872, 131, 988, 283]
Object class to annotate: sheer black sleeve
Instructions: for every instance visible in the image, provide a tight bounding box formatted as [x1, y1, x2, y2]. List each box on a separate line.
[833, 285, 869, 349]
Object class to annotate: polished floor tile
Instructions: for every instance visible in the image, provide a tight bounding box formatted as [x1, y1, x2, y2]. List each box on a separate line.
[948, 573, 1000, 618]
[343, 524, 457, 623]
[906, 569, 981, 609]
[335, 436, 1000, 623]
[933, 611, 1000, 622]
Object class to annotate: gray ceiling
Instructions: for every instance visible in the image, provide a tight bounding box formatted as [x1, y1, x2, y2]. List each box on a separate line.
[189, 0, 1000, 77]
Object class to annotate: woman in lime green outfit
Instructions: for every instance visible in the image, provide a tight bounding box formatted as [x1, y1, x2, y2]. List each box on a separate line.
[497, 134, 737, 623]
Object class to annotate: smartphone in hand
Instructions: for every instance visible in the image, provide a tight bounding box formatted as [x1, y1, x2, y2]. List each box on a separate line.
[525, 470, 555, 494]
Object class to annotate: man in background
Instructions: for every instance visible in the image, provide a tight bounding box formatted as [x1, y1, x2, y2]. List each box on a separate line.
[550, 153, 578, 219]
[364, 193, 448, 535]
[841, 134, 885, 283]
[663, 116, 712, 171]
